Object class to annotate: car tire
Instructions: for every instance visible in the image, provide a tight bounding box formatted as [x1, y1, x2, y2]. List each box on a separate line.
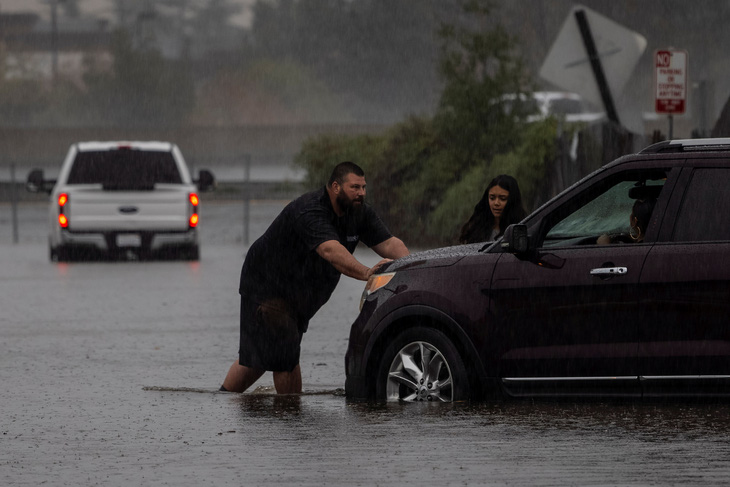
[186, 245, 200, 261]
[375, 326, 470, 403]
[50, 245, 70, 263]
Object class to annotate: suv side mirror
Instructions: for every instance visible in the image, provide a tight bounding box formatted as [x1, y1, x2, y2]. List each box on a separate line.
[196, 169, 216, 192]
[26, 169, 54, 194]
[501, 224, 529, 254]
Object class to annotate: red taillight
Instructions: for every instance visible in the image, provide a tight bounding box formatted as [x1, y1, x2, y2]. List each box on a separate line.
[189, 193, 199, 228]
[58, 193, 69, 228]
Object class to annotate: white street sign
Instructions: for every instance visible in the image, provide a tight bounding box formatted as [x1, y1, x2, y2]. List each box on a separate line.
[539, 4, 647, 109]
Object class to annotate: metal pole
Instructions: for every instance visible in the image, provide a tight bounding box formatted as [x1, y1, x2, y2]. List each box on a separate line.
[11, 164, 19, 244]
[574, 9, 620, 126]
[243, 154, 251, 246]
[668, 114, 674, 139]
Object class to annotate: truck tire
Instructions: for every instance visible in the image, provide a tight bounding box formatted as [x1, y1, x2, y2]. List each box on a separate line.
[50, 245, 70, 263]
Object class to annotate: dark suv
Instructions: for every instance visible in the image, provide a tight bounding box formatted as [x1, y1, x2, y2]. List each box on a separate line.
[345, 138, 730, 402]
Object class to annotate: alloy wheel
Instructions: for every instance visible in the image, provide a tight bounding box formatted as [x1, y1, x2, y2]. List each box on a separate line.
[385, 341, 454, 402]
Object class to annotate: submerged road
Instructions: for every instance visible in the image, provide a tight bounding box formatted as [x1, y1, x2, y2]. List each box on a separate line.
[3, 200, 730, 486]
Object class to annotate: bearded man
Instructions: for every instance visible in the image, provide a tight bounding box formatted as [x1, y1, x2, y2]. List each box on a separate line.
[220, 161, 409, 393]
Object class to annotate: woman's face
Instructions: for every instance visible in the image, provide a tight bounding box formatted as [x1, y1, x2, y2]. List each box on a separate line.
[488, 185, 510, 222]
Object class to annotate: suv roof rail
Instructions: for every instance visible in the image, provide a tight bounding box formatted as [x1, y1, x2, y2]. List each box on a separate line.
[640, 138, 730, 154]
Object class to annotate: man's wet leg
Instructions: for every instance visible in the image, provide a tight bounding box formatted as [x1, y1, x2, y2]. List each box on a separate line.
[221, 361, 265, 392]
[273, 364, 302, 394]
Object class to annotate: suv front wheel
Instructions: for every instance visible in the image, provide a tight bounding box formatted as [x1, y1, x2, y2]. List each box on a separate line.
[376, 326, 470, 403]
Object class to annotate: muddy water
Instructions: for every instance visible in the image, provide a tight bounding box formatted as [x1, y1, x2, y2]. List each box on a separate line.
[3, 201, 730, 485]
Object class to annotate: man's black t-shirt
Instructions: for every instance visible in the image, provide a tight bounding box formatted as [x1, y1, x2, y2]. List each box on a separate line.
[239, 187, 392, 324]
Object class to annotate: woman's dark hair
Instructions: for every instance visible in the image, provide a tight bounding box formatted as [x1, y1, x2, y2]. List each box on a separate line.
[632, 197, 657, 238]
[459, 174, 527, 244]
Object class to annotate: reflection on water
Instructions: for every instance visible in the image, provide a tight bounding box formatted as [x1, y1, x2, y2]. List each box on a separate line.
[235, 392, 730, 437]
[351, 399, 730, 442]
[237, 393, 304, 416]
[229, 395, 730, 485]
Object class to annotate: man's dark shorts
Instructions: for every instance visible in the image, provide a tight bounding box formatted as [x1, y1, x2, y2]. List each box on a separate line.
[238, 295, 304, 373]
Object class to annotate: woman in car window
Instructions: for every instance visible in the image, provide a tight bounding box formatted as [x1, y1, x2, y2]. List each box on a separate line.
[459, 174, 527, 244]
[597, 197, 657, 244]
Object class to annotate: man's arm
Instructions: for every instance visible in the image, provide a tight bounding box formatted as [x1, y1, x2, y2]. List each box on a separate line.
[371, 236, 409, 259]
[316, 240, 391, 281]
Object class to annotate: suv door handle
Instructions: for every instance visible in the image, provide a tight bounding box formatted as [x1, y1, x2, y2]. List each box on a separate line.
[590, 267, 627, 276]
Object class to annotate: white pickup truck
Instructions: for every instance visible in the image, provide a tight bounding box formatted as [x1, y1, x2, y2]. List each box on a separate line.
[26, 141, 215, 262]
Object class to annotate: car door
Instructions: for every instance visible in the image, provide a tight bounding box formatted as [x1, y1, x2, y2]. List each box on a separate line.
[488, 168, 673, 397]
[639, 165, 730, 396]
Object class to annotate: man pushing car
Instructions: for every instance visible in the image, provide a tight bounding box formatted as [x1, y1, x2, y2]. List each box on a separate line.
[220, 161, 409, 393]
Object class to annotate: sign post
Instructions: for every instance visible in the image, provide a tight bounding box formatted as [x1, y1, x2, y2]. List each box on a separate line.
[654, 49, 688, 139]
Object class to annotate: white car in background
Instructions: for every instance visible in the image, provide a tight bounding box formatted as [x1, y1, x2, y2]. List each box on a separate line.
[504, 91, 606, 124]
[26, 141, 215, 262]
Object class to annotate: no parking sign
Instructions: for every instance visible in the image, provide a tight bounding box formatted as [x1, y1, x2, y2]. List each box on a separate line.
[655, 49, 688, 115]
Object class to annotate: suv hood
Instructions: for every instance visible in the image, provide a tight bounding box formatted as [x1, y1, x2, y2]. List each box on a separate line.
[387, 242, 490, 272]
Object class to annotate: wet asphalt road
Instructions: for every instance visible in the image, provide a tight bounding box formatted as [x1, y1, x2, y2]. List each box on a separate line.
[3, 200, 730, 486]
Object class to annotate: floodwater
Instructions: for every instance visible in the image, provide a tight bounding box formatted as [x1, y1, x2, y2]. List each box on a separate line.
[3, 200, 730, 486]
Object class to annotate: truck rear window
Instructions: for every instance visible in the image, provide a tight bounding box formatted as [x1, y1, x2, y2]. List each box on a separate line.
[66, 149, 182, 189]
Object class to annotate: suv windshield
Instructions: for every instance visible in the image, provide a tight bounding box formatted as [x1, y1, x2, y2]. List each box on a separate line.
[67, 149, 182, 189]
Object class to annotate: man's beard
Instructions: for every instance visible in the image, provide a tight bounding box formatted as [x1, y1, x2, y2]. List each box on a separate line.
[337, 191, 364, 213]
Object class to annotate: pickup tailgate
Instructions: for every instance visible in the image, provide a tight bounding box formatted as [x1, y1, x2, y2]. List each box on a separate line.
[65, 185, 192, 232]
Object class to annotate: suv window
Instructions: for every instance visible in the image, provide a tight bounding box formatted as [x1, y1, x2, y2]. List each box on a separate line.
[541, 170, 667, 248]
[67, 150, 182, 189]
[673, 168, 730, 242]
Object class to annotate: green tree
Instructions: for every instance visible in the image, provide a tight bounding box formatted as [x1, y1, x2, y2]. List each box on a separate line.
[295, 0, 555, 247]
[296, 116, 441, 239]
[295, 115, 555, 247]
[434, 0, 533, 172]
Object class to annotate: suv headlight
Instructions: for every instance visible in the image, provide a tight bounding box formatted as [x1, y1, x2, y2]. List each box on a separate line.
[359, 272, 396, 311]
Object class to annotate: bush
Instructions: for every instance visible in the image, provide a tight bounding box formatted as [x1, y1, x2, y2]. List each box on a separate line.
[294, 116, 559, 248]
[294, 117, 442, 246]
[427, 119, 557, 244]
